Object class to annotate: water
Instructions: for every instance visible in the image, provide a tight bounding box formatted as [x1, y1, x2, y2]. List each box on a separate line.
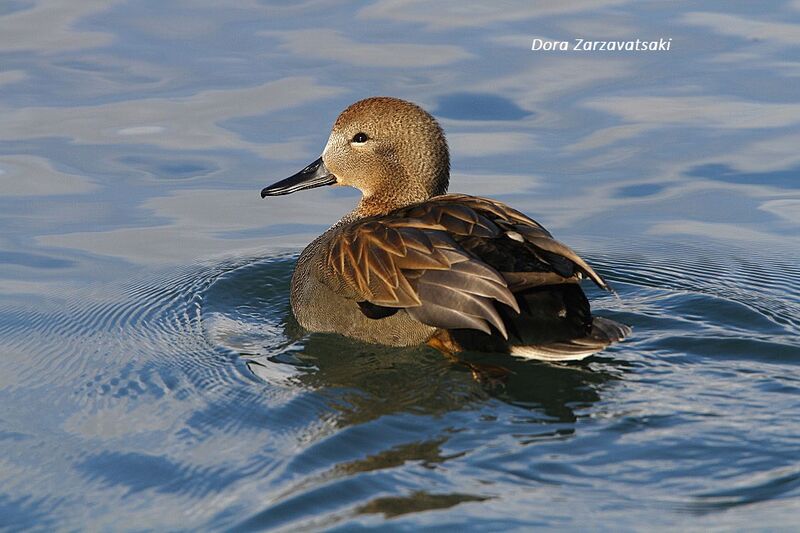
[1, 1, 799, 530]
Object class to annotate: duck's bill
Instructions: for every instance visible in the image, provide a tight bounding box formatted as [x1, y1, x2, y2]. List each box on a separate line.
[261, 157, 336, 197]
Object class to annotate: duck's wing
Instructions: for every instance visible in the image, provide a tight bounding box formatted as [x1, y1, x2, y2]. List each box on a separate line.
[323, 194, 610, 338]
[430, 194, 610, 291]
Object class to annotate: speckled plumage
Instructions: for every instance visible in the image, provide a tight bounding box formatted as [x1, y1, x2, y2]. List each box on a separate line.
[262, 97, 630, 360]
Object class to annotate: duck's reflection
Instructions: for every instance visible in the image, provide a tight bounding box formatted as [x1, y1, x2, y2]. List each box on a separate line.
[252, 326, 621, 426]
[236, 282, 626, 529]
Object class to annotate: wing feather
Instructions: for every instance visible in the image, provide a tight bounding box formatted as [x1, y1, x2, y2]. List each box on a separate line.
[322, 194, 610, 337]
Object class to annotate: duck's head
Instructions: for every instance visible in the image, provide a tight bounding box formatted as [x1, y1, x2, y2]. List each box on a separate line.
[261, 97, 449, 214]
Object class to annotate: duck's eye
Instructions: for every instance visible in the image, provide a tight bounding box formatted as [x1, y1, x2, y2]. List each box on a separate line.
[351, 132, 369, 144]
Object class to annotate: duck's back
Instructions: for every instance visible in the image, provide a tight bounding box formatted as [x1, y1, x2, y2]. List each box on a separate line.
[290, 194, 629, 359]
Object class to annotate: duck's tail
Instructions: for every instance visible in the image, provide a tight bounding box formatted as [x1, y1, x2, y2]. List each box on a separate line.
[508, 316, 631, 361]
[447, 284, 631, 361]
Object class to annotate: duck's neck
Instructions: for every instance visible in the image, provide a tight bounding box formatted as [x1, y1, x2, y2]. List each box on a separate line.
[344, 172, 449, 222]
[357, 189, 426, 218]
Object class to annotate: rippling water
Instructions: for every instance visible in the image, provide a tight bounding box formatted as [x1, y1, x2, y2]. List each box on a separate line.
[1, 1, 799, 530]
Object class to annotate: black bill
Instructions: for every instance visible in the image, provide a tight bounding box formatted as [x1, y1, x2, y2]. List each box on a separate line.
[261, 157, 336, 197]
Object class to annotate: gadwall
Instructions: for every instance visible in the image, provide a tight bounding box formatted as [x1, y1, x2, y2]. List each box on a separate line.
[261, 97, 629, 361]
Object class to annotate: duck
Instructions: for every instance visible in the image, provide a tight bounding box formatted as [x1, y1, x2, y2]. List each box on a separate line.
[261, 97, 630, 361]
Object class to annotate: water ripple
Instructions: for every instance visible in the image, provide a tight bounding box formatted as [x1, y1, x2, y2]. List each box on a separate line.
[0, 236, 798, 529]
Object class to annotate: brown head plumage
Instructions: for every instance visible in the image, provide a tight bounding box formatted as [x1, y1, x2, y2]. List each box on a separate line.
[321, 97, 450, 215]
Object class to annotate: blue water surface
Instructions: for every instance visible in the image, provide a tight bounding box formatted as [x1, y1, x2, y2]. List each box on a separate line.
[1, 1, 799, 530]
